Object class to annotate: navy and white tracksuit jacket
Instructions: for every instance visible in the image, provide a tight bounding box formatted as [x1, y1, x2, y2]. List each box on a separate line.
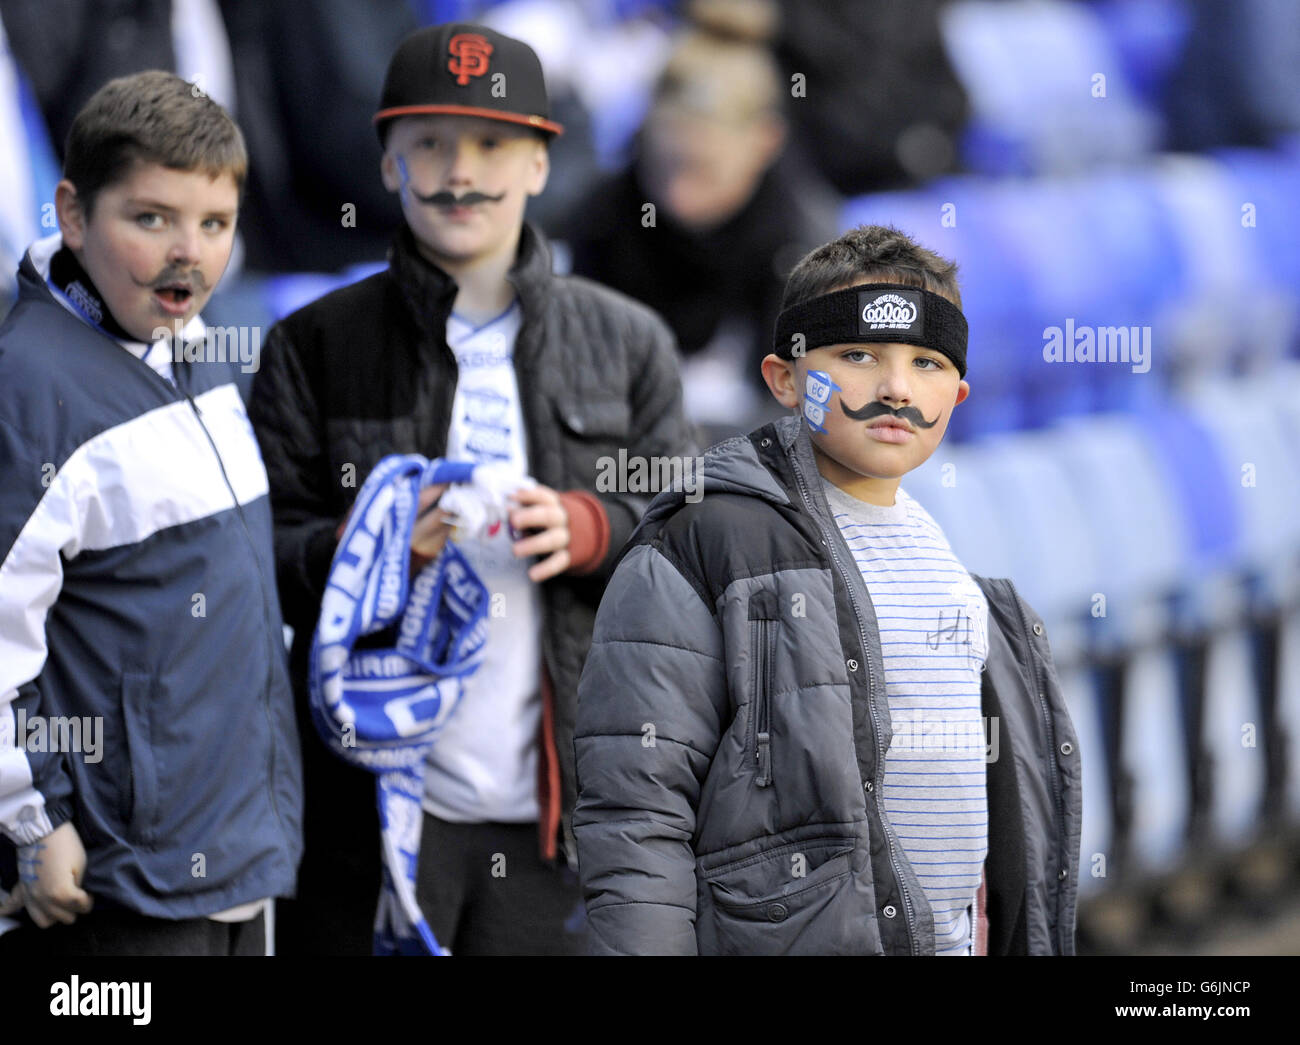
[0, 240, 303, 919]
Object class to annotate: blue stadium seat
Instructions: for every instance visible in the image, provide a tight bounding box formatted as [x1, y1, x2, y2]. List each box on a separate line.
[963, 430, 1095, 646]
[1212, 147, 1300, 297]
[1064, 665, 1114, 895]
[1149, 155, 1266, 369]
[1198, 625, 1269, 847]
[939, 0, 1160, 175]
[1089, 0, 1192, 109]
[1117, 638, 1193, 873]
[1177, 375, 1300, 848]
[1042, 414, 1193, 874]
[1045, 414, 1188, 649]
[1211, 148, 1300, 366]
[1182, 374, 1300, 612]
[1139, 402, 1241, 629]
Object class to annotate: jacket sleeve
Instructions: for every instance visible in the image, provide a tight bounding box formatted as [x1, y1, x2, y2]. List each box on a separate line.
[573, 541, 729, 954]
[248, 322, 342, 633]
[585, 310, 699, 585]
[0, 420, 77, 846]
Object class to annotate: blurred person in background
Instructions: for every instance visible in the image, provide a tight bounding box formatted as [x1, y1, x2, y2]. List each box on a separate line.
[688, 0, 969, 195]
[563, 25, 838, 439]
[218, 0, 416, 273]
[0, 0, 211, 154]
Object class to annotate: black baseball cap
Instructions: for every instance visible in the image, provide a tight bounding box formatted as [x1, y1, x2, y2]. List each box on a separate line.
[374, 23, 564, 144]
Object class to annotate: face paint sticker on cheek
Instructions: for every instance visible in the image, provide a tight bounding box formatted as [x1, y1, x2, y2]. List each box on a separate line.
[803, 369, 841, 434]
[396, 155, 413, 206]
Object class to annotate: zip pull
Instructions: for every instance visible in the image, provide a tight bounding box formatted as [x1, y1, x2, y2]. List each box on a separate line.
[756, 731, 772, 787]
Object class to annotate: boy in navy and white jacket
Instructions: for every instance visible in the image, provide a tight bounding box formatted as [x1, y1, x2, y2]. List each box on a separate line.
[0, 71, 302, 956]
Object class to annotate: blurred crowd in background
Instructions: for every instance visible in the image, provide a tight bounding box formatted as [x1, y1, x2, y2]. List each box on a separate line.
[1, 0, 1298, 955]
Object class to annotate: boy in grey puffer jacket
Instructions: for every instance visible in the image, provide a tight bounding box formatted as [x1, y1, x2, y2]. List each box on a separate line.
[573, 225, 1081, 955]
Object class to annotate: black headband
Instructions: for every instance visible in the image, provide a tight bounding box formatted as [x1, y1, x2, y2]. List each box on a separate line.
[774, 283, 968, 377]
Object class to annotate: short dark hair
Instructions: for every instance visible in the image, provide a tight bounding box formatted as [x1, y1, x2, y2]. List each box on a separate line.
[781, 224, 962, 311]
[63, 70, 247, 217]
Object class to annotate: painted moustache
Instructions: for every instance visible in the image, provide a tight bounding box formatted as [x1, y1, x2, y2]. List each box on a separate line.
[412, 189, 506, 207]
[840, 400, 940, 429]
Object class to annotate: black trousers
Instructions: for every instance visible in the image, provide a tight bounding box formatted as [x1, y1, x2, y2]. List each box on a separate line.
[0, 907, 266, 956]
[279, 810, 588, 956]
[276, 730, 586, 956]
[414, 813, 588, 956]
[274, 736, 383, 956]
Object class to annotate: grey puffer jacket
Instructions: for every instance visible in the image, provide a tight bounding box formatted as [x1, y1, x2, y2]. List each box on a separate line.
[573, 414, 1082, 955]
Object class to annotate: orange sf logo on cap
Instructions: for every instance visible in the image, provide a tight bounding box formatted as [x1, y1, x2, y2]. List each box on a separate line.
[448, 33, 493, 86]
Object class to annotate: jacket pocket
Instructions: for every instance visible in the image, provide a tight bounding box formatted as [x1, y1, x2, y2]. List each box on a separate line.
[120, 671, 159, 845]
[747, 589, 779, 788]
[705, 837, 854, 909]
[698, 836, 870, 954]
[553, 395, 632, 440]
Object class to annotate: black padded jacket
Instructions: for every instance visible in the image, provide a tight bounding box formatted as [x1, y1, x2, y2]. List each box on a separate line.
[249, 222, 696, 864]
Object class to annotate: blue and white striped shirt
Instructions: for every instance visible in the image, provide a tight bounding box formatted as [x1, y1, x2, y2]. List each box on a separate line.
[823, 479, 989, 955]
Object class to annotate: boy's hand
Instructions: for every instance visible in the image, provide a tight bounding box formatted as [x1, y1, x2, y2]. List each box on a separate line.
[0, 821, 93, 927]
[410, 483, 453, 562]
[509, 484, 570, 582]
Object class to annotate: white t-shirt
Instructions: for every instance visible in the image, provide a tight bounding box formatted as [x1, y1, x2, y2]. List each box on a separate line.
[823, 479, 989, 956]
[422, 300, 543, 823]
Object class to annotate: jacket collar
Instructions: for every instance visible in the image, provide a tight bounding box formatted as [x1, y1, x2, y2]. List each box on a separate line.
[386, 220, 554, 338]
[780, 413, 832, 518]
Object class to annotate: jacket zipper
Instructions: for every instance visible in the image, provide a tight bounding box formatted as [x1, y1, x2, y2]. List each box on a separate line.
[173, 372, 287, 837]
[752, 618, 774, 787]
[787, 449, 918, 955]
[1005, 577, 1067, 947]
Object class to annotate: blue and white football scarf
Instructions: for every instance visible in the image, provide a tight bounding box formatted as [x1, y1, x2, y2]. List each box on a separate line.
[310, 454, 492, 955]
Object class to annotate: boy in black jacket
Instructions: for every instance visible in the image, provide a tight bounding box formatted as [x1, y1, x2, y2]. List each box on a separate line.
[250, 24, 693, 955]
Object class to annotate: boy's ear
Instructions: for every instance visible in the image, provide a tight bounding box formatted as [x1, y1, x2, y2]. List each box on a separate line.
[55, 180, 86, 252]
[379, 150, 401, 194]
[955, 379, 970, 406]
[761, 353, 799, 409]
[526, 139, 550, 198]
